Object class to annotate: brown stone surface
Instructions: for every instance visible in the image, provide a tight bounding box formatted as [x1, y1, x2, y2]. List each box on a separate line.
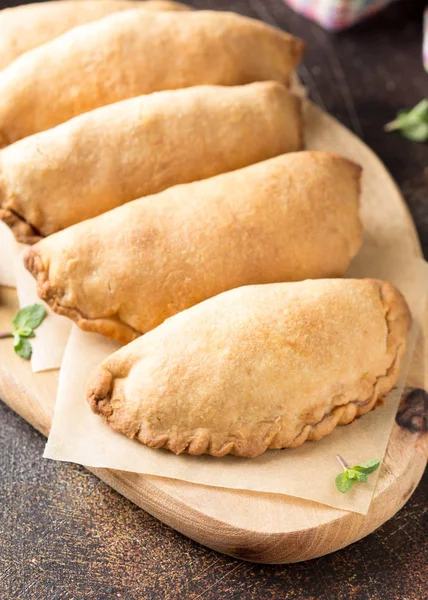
[1, 0, 428, 597]
[1, 403, 427, 599]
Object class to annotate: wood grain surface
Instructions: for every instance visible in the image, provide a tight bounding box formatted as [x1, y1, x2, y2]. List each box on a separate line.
[1, 0, 427, 598]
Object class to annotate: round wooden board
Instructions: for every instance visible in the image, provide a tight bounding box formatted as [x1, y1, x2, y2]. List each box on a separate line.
[0, 101, 427, 564]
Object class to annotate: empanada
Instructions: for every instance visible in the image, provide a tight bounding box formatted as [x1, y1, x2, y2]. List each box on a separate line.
[87, 279, 411, 458]
[0, 0, 189, 71]
[25, 152, 362, 343]
[0, 82, 302, 242]
[0, 10, 303, 145]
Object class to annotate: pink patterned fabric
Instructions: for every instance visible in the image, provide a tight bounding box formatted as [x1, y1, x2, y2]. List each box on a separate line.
[284, 0, 396, 31]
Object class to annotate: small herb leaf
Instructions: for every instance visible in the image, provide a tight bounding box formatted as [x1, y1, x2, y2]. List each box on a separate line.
[14, 337, 32, 359]
[404, 98, 428, 120]
[335, 473, 356, 494]
[402, 121, 428, 142]
[16, 326, 34, 338]
[385, 99, 428, 142]
[8, 303, 47, 360]
[353, 459, 381, 474]
[12, 304, 46, 331]
[335, 456, 381, 493]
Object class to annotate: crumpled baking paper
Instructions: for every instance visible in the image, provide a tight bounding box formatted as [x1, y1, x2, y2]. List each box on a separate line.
[44, 244, 427, 514]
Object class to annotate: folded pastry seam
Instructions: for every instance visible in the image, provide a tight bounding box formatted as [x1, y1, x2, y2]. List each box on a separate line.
[86, 279, 411, 458]
[293, 280, 410, 447]
[23, 151, 363, 344]
[24, 246, 141, 342]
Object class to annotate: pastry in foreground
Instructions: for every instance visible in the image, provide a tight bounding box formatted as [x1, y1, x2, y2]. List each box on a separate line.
[0, 10, 303, 145]
[0, 0, 188, 71]
[0, 82, 302, 242]
[25, 152, 362, 343]
[87, 279, 411, 458]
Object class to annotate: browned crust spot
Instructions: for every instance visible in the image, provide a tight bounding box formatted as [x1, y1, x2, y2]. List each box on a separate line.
[0, 208, 42, 244]
[87, 368, 114, 418]
[293, 94, 305, 150]
[0, 130, 9, 149]
[293, 38, 306, 67]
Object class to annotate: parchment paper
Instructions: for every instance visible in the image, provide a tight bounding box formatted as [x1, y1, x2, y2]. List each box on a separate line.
[0, 223, 71, 371]
[14, 246, 72, 372]
[0, 221, 17, 288]
[44, 244, 428, 514]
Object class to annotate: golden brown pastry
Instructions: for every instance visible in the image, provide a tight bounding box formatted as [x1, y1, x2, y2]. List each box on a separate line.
[0, 10, 303, 146]
[87, 278, 411, 457]
[0, 82, 303, 242]
[25, 152, 362, 343]
[0, 0, 189, 71]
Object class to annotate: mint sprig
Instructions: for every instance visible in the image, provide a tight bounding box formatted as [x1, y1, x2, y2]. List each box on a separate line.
[0, 303, 46, 359]
[384, 99, 428, 142]
[335, 455, 381, 494]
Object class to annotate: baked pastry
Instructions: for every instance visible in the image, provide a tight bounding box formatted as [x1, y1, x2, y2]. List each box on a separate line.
[0, 0, 189, 71]
[0, 9, 303, 145]
[25, 152, 362, 343]
[87, 278, 411, 457]
[0, 82, 302, 242]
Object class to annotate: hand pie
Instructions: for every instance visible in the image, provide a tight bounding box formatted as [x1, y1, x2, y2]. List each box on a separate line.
[87, 278, 411, 458]
[0, 0, 188, 71]
[25, 152, 362, 343]
[0, 82, 302, 242]
[0, 9, 303, 145]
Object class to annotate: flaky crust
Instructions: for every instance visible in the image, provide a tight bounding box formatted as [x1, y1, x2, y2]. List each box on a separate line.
[0, 9, 303, 145]
[0, 1, 189, 71]
[0, 82, 302, 240]
[87, 279, 411, 458]
[25, 152, 362, 343]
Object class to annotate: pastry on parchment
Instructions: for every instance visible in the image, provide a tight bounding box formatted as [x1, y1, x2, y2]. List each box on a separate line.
[0, 82, 302, 242]
[87, 278, 411, 458]
[0, 9, 303, 146]
[0, 0, 189, 71]
[25, 152, 362, 343]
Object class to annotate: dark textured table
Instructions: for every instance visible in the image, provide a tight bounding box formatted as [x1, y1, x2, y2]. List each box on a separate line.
[1, 0, 427, 598]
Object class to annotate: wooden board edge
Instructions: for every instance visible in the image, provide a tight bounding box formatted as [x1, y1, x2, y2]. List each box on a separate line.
[1, 364, 425, 564]
[89, 441, 426, 563]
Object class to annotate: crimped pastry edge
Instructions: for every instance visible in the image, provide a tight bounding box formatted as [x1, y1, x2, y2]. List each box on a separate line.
[23, 152, 362, 344]
[87, 279, 411, 458]
[24, 247, 140, 343]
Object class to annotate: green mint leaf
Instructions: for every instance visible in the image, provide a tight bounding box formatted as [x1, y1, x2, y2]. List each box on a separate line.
[353, 459, 381, 474]
[335, 472, 355, 494]
[14, 336, 32, 359]
[16, 326, 34, 338]
[397, 100, 428, 126]
[335, 456, 381, 493]
[12, 304, 46, 332]
[401, 121, 428, 142]
[385, 99, 428, 142]
[404, 99, 428, 121]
